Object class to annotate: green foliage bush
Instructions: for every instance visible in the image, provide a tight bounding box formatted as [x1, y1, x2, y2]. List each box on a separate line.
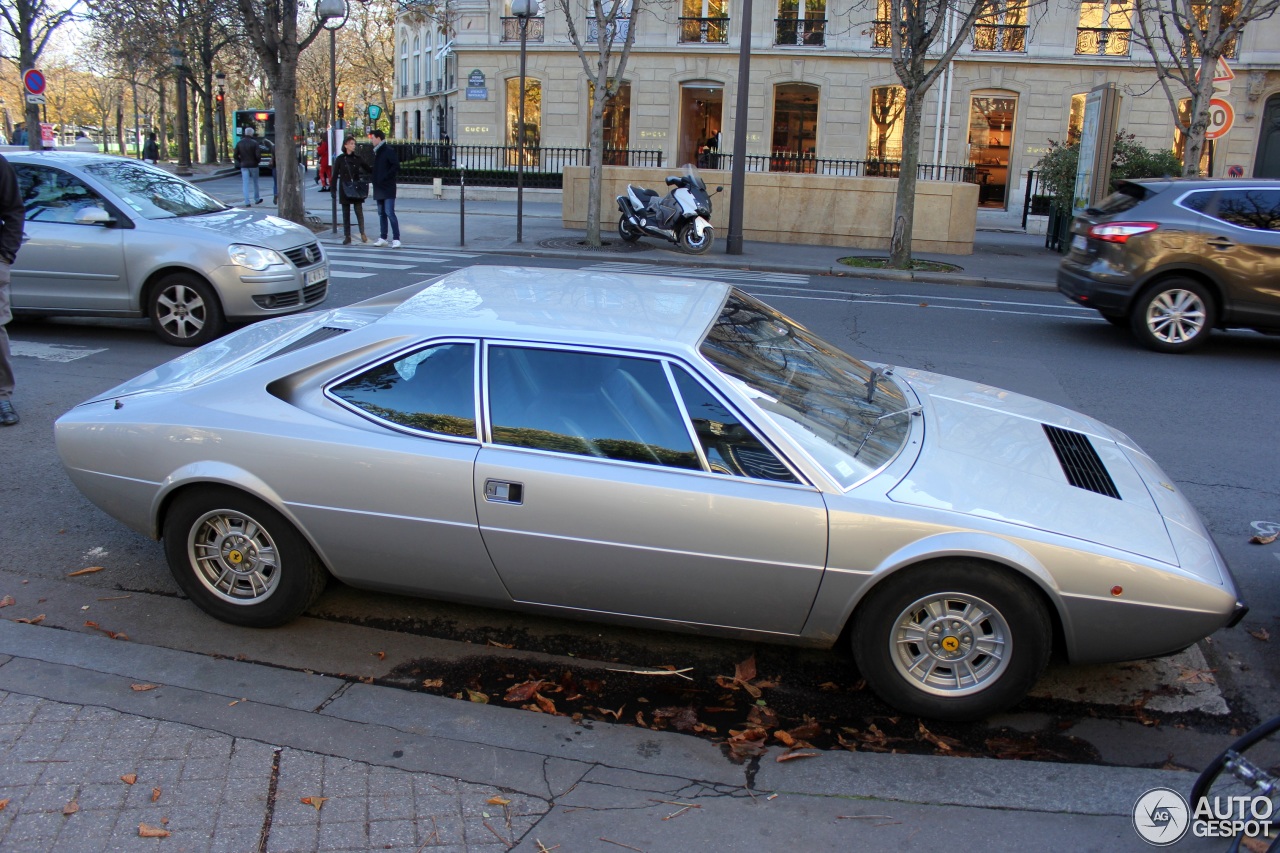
[1036, 131, 1183, 214]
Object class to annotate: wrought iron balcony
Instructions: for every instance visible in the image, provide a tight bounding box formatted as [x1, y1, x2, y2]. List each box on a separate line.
[1075, 26, 1132, 55]
[972, 23, 1027, 52]
[426, 80, 433, 93]
[413, 83, 421, 94]
[774, 17, 825, 46]
[501, 16, 545, 42]
[587, 15, 631, 42]
[400, 84, 408, 97]
[679, 17, 729, 44]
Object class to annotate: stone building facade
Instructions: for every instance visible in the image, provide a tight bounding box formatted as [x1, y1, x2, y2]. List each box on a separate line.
[393, 0, 1280, 224]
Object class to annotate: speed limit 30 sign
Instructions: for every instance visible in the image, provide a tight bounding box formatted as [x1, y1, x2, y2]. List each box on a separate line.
[1206, 98, 1235, 140]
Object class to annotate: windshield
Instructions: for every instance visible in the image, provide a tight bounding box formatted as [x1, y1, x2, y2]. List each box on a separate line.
[82, 161, 228, 219]
[683, 164, 706, 192]
[699, 290, 912, 488]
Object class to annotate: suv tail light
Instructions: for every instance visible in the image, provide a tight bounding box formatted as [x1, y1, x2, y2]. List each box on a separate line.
[1087, 222, 1160, 244]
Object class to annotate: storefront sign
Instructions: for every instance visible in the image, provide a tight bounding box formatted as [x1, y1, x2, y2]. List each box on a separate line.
[639, 130, 667, 139]
[463, 126, 491, 134]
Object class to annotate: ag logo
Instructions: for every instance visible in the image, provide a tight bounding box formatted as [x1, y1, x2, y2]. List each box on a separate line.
[1133, 787, 1190, 845]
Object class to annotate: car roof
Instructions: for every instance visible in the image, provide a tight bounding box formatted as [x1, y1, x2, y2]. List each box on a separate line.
[2, 150, 117, 167]
[374, 265, 731, 350]
[1127, 177, 1280, 191]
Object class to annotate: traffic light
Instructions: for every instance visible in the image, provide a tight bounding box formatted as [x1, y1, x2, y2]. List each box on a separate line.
[215, 92, 223, 105]
[337, 101, 345, 121]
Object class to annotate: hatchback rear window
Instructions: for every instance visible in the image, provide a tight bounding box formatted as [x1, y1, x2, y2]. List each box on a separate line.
[1091, 182, 1155, 215]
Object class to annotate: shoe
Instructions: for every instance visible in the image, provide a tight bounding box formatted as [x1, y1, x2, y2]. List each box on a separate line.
[360, 233, 368, 243]
[343, 235, 352, 245]
[373, 238, 388, 247]
[255, 198, 263, 205]
[0, 401, 17, 426]
[390, 239, 401, 248]
[320, 187, 330, 193]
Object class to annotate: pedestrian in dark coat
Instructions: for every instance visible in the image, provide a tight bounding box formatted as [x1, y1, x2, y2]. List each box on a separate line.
[142, 132, 159, 164]
[333, 136, 371, 244]
[367, 128, 400, 247]
[0, 154, 26, 426]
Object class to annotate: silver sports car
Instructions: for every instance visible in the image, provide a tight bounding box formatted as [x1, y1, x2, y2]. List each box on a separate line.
[54, 267, 1247, 720]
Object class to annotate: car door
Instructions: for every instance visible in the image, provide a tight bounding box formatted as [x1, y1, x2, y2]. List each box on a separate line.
[1191, 187, 1280, 328]
[10, 163, 131, 312]
[473, 343, 828, 635]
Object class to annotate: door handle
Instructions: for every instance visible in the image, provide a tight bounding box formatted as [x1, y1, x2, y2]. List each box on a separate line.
[484, 479, 524, 505]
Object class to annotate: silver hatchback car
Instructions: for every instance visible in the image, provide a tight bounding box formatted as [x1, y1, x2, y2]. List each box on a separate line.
[7, 152, 328, 346]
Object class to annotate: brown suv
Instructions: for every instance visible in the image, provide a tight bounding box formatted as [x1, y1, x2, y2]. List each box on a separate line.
[1057, 179, 1280, 352]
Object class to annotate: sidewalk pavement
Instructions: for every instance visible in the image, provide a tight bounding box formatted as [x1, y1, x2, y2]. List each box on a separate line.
[0, 619, 1219, 852]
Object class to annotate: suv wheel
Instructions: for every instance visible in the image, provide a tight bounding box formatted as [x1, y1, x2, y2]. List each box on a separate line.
[1131, 278, 1214, 353]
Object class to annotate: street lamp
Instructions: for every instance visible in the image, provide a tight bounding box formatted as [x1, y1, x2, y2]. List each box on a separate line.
[319, 0, 348, 235]
[215, 71, 228, 163]
[169, 47, 192, 176]
[511, 0, 534, 243]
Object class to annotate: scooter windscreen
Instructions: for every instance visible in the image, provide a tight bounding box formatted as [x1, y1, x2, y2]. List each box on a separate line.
[682, 164, 707, 191]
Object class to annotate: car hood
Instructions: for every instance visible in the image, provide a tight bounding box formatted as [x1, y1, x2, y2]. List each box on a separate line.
[887, 369, 1223, 583]
[151, 209, 316, 252]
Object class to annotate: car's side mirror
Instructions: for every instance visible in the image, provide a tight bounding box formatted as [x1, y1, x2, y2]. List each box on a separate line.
[74, 206, 115, 227]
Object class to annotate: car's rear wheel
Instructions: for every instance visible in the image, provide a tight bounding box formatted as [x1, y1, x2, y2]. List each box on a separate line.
[163, 487, 327, 627]
[149, 273, 225, 347]
[1131, 278, 1214, 353]
[851, 561, 1051, 721]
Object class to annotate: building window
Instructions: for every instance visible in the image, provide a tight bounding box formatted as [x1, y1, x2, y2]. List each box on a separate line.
[1185, 1, 1238, 57]
[972, 6, 1027, 52]
[680, 0, 729, 43]
[1067, 93, 1086, 145]
[772, 84, 820, 171]
[507, 77, 542, 155]
[1175, 98, 1215, 175]
[589, 81, 632, 162]
[588, 0, 633, 42]
[872, 0, 893, 48]
[1076, 0, 1133, 55]
[775, 0, 825, 46]
[413, 37, 421, 90]
[968, 94, 1017, 209]
[867, 85, 905, 161]
[400, 40, 408, 95]
[502, 0, 546, 41]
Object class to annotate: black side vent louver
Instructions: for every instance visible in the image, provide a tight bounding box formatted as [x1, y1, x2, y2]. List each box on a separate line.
[259, 327, 350, 362]
[1043, 424, 1121, 500]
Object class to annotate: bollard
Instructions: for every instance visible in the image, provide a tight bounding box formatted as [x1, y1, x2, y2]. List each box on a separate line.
[459, 167, 466, 247]
[432, 177, 443, 198]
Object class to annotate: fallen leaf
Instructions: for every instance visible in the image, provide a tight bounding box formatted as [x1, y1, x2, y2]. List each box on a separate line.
[120, 774, 137, 785]
[746, 705, 779, 729]
[1248, 628, 1271, 642]
[776, 751, 819, 762]
[1177, 667, 1217, 684]
[726, 727, 769, 761]
[818, 681, 840, 692]
[504, 680, 546, 703]
[734, 656, 758, 684]
[421, 678, 444, 689]
[63, 800, 80, 815]
[0, 799, 7, 810]
[534, 693, 558, 715]
[68, 567, 104, 577]
[300, 796, 328, 810]
[917, 722, 962, 752]
[465, 689, 490, 704]
[918, 302, 929, 308]
[14, 614, 45, 625]
[788, 721, 823, 741]
[774, 730, 796, 747]
[1250, 532, 1278, 545]
[487, 796, 511, 806]
[597, 705, 625, 720]
[138, 824, 171, 838]
[0, 596, 14, 608]
[131, 684, 158, 692]
[373, 651, 386, 660]
[151, 788, 161, 803]
[653, 706, 699, 732]
[486, 639, 515, 649]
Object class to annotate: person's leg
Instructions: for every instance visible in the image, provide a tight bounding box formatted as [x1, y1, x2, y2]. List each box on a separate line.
[0, 277, 16, 426]
[241, 168, 252, 206]
[376, 199, 389, 241]
[354, 201, 367, 241]
[253, 168, 261, 203]
[341, 199, 352, 241]
[386, 197, 400, 243]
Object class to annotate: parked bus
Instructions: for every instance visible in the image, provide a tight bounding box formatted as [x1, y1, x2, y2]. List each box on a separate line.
[233, 109, 274, 173]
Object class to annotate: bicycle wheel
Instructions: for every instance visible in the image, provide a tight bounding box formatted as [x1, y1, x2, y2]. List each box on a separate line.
[1192, 715, 1280, 851]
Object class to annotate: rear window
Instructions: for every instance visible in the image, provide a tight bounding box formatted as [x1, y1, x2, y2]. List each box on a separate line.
[1091, 183, 1155, 216]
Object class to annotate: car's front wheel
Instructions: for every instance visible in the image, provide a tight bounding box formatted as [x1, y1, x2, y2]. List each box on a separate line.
[149, 273, 225, 347]
[851, 562, 1051, 721]
[1131, 278, 1215, 353]
[163, 487, 327, 627]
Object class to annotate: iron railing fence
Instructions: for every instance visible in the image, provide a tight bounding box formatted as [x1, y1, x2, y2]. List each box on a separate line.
[697, 150, 978, 182]
[388, 143, 665, 187]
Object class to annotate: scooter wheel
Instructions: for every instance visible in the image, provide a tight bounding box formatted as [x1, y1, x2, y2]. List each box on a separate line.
[678, 222, 713, 254]
[618, 215, 642, 243]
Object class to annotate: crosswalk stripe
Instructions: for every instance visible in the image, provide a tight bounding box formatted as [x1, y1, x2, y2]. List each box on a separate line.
[329, 270, 377, 279]
[581, 262, 810, 285]
[328, 260, 417, 271]
[323, 247, 479, 259]
[12, 341, 106, 362]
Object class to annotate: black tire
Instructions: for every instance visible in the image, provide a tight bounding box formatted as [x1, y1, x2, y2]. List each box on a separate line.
[163, 486, 328, 628]
[618, 215, 642, 243]
[1130, 277, 1215, 353]
[149, 273, 225, 347]
[677, 222, 713, 255]
[1191, 714, 1280, 850]
[851, 561, 1052, 721]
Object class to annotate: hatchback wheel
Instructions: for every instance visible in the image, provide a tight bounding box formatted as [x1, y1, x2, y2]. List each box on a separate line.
[852, 562, 1051, 721]
[163, 487, 327, 627]
[150, 273, 225, 347]
[1131, 278, 1214, 353]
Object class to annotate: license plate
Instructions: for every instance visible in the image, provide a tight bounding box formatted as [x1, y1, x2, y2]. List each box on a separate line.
[1071, 234, 1087, 252]
[305, 266, 327, 286]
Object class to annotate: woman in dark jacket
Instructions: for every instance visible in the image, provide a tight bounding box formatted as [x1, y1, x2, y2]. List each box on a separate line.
[333, 136, 371, 244]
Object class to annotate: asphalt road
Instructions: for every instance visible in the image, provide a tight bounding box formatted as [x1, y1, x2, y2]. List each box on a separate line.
[3, 252, 1278, 772]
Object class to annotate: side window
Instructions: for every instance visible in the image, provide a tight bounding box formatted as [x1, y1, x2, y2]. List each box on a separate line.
[1208, 189, 1280, 231]
[1180, 191, 1212, 214]
[670, 366, 799, 483]
[487, 346, 700, 470]
[15, 165, 107, 224]
[330, 342, 477, 438]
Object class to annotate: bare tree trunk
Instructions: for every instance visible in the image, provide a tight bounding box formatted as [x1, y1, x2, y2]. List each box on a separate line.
[585, 79, 609, 246]
[275, 63, 304, 222]
[889, 92, 924, 268]
[158, 81, 169, 158]
[1183, 56, 1218, 177]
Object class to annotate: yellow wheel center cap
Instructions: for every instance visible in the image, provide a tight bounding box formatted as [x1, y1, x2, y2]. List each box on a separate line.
[941, 636, 960, 653]
[228, 549, 244, 565]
